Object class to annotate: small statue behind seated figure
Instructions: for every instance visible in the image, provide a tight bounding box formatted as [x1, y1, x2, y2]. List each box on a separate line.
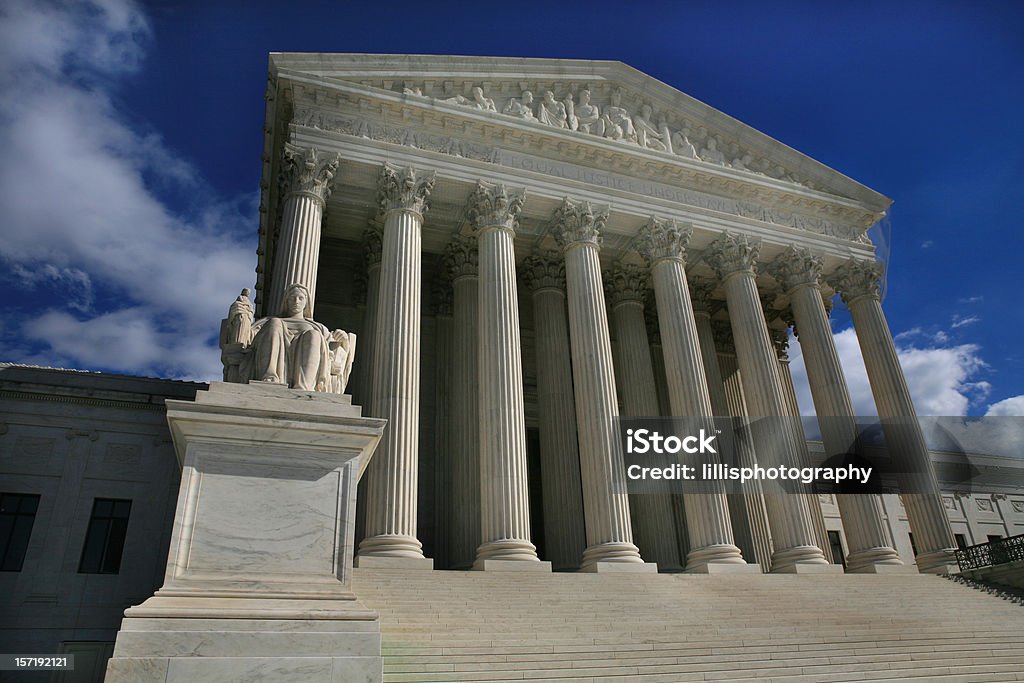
[219, 283, 356, 394]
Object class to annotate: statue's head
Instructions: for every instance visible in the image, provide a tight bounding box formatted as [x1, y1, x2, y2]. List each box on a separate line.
[280, 284, 313, 319]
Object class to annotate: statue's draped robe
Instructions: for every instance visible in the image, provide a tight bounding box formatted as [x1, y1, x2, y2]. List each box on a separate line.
[243, 316, 333, 391]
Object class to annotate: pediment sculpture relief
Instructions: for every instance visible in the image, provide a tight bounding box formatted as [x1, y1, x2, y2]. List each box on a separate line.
[397, 80, 816, 189]
[220, 284, 356, 394]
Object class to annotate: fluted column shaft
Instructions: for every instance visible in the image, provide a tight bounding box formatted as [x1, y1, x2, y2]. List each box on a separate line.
[706, 234, 828, 570]
[446, 239, 480, 569]
[353, 233, 381, 550]
[784, 275, 902, 571]
[607, 267, 682, 571]
[833, 260, 957, 573]
[775, 352, 835, 561]
[268, 146, 339, 316]
[432, 294, 453, 569]
[524, 254, 587, 571]
[471, 183, 538, 565]
[640, 220, 745, 570]
[692, 305, 758, 565]
[359, 165, 434, 560]
[553, 201, 642, 568]
[718, 350, 774, 569]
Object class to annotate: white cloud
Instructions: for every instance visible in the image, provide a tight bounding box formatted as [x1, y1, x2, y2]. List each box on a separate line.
[951, 315, 979, 328]
[958, 296, 983, 304]
[0, 0, 255, 380]
[986, 396, 1024, 417]
[920, 240, 934, 249]
[789, 327, 989, 418]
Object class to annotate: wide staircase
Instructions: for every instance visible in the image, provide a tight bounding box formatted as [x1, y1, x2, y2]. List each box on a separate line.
[352, 568, 1024, 683]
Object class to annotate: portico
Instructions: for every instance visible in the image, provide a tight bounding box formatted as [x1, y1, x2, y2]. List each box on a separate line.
[256, 53, 957, 574]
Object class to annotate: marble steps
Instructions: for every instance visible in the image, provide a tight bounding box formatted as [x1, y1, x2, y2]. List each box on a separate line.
[352, 568, 1024, 682]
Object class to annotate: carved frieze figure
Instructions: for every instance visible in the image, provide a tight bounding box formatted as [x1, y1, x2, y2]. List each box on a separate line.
[633, 104, 667, 151]
[220, 284, 356, 393]
[731, 153, 755, 172]
[671, 126, 698, 158]
[700, 135, 726, 165]
[537, 90, 568, 127]
[503, 90, 536, 120]
[574, 89, 603, 135]
[601, 89, 637, 142]
[402, 82, 424, 97]
[444, 86, 496, 112]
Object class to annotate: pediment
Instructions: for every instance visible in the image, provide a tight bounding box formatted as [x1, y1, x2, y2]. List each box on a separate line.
[269, 53, 891, 217]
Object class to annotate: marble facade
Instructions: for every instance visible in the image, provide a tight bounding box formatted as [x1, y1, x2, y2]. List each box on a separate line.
[256, 53, 956, 575]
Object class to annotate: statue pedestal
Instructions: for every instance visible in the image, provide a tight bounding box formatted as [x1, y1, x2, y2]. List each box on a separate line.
[105, 382, 386, 683]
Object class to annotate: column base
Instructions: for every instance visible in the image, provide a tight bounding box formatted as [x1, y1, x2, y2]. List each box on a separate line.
[845, 563, 919, 574]
[357, 534, 426, 560]
[473, 559, 552, 572]
[685, 543, 747, 568]
[580, 561, 659, 573]
[845, 546, 904, 573]
[354, 556, 434, 570]
[475, 539, 540, 564]
[915, 547, 959, 575]
[580, 541, 645, 568]
[686, 562, 763, 574]
[769, 544, 830, 572]
[771, 563, 845, 574]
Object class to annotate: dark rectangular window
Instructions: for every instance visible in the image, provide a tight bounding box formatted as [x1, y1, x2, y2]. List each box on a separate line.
[954, 533, 968, 549]
[1, 493, 40, 571]
[827, 530, 846, 567]
[987, 534, 1003, 544]
[78, 499, 131, 574]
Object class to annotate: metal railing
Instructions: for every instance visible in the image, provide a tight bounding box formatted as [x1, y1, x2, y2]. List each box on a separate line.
[955, 533, 1024, 571]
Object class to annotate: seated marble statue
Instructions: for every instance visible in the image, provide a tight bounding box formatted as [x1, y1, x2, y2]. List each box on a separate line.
[220, 284, 356, 394]
[537, 91, 568, 128]
[503, 91, 535, 120]
[573, 90, 603, 136]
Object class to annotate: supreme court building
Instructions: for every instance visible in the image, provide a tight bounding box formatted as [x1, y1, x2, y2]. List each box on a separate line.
[256, 53, 960, 576]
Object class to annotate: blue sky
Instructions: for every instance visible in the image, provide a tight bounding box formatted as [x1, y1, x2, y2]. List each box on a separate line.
[0, 0, 1021, 418]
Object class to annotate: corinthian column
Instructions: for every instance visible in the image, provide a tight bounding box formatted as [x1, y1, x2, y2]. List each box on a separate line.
[637, 219, 747, 571]
[768, 247, 903, 572]
[268, 144, 340, 316]
[357, 164, 434, 567]
[443, 235, 481, 569]
[606, 264, 682, 571]
[830, 259, 957, 573]
[704, 233, 830, 571]
[468, 182, 544, 569]
[552, 199, 649, 571]
[521, 251, 587, 571]
[354, 228, 382, 550]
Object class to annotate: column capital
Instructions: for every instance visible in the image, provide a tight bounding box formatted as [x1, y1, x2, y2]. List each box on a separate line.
[279, 145, 340, 207]
[689, 278, 723, 317]
[604, 263, 648, 308]
[520, 250, 566, 293]
[467, 182, 525, 234]
[363, 227, 383, 268]
[377, 164, 435, 216]
[443, 235, 479, 281]
[552, 198, 608, 251]
[431, 278, 453, 317]
[704, 232, 762, 279]
[829, 259, 883, 305]
[637, 216, 691, 264]
[766, 246, 823, 293]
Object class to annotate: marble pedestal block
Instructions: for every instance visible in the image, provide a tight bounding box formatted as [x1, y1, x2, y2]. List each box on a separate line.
[105, 382, 387, 683]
